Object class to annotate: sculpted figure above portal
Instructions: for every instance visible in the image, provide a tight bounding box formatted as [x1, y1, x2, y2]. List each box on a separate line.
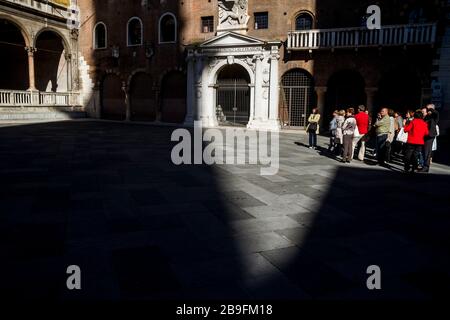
[218, 0, 249, 32]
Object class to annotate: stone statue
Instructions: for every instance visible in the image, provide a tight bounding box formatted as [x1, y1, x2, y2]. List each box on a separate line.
[218, 0, 249, 31]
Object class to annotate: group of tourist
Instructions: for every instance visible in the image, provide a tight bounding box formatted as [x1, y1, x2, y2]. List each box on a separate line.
[306, 104, 440, 173]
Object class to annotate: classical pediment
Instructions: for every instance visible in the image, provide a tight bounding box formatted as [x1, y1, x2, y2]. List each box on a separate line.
[200, 32, 265, 48]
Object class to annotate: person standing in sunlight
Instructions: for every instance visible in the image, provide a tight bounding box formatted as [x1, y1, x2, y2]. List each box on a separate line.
[306, 108, 321, 150]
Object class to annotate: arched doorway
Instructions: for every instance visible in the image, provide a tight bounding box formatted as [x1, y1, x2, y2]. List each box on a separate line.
[376, 67, 422, 113]
[325, 70, 366, 124]
[101, 74, 126, 120]
[280, 69, 315, 129]
[0, 19, 29, 90]
[160, 71, 187, 123]
[130, 73, 156, 121]
[35, 30, 68, 92]
[215, 64, 251, 127]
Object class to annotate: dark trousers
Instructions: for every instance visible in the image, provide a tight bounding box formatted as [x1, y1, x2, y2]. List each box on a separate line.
[309, 131, 317, 147]
[343, 134, 354, 160]
[329, 130, 336, 150]
[376, 134, 388, 165]
[422, 137, 434, 171]
[404, 144, 423, 172]
[385, 141, 392, 163]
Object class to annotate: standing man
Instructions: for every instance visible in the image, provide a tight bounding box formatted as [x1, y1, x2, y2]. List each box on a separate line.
[421, 104, 440, 173]
[373, 108, 390, 166]
[353, 105, 370, 161]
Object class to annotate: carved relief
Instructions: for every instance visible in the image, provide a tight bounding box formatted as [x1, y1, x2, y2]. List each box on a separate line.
[262, 68, 270, 84]
[218, 0, 249, 30]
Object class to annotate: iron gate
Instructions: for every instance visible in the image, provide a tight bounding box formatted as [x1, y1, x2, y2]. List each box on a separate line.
[216, 79, 250, 126]
[280, 70, 314, 129]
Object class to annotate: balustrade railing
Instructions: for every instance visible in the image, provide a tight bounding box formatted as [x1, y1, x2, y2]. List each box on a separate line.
[0, 90, 80, 107]
[287, 23, 437, 50]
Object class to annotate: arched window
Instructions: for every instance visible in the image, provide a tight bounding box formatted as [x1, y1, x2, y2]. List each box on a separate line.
[159, 13, 177, 43]
[93, 22, 107, 49]
[127, 17, 143, 46]
[295, 13, 314, 30]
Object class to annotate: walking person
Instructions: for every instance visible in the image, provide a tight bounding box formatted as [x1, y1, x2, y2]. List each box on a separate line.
[306, 108, 321, 149]
[342, 108, 357, 163]
[403, 110, 429, 173]
[335, 110, 346, 156]
[420, 104, 440, 173]
[353, 105, 370, 161]
[373, 108, 390, 166]
[328, 110, 338, 152]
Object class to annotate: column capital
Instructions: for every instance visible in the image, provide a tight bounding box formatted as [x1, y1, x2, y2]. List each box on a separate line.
[64, 53, 72, 61]
[25, 46, 37, 56]
[270, 53, 281, 60]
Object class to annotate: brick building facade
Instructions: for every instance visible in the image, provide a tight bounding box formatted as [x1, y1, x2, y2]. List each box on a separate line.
[1, 0, 449, 131]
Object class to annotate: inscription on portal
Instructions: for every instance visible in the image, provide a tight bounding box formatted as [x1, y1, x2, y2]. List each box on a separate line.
[218, 0, 249, 33]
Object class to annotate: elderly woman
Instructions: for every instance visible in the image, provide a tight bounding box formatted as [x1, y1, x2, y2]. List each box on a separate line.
[334, 110, 346, 156]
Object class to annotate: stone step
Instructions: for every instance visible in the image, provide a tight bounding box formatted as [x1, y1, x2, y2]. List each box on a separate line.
[0, 107, 87, 121]
[0, 106, 84, 113]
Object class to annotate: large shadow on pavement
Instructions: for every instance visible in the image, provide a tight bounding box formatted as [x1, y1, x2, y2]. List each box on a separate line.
[0, 121, 246, 300]
[252, 165, 450, 299]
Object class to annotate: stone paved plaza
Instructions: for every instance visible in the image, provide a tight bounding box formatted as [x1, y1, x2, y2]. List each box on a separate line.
[1, 120, 450, 300]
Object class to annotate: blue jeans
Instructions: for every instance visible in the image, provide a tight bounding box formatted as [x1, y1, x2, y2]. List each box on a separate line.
[376, 134, 388, 164]
[309, 131, 317, 147]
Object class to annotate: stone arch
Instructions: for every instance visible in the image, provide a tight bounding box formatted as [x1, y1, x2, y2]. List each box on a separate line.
[280, 68, 316, 128]
[292, 10, 316, 30]
[34, 29, 69, 92]
[0, 15, 31, 46]
[215, 63, 252, 126]
[159, 12, 177, 43]
[208, 58, 255, 86]
[34, 27, 71, 53]
[0, 17, 30, 90]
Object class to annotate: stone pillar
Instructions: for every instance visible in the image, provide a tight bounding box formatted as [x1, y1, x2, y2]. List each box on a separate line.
[196, 56, 206, 122]
[184, 52, 195, 126]
[253, 55, 263, 121]
[25, 46, 37, 91]
[315, 86, 327, 117]
[268, 50, 281, 130]
[365, 87, 378, 113]
[65, 53, 73, 92]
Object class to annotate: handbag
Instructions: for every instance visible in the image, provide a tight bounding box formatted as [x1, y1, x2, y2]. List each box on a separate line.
[354, 124, 361, 138]
[396, 128, 408, 143]
[308, 122, 318, 132]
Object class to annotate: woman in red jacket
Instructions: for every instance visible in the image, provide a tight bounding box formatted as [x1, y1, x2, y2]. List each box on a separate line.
[403, 110, 429, 173]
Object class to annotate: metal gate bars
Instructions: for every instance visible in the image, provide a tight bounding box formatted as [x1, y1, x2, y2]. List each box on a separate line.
[216, 79, 250, 126]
